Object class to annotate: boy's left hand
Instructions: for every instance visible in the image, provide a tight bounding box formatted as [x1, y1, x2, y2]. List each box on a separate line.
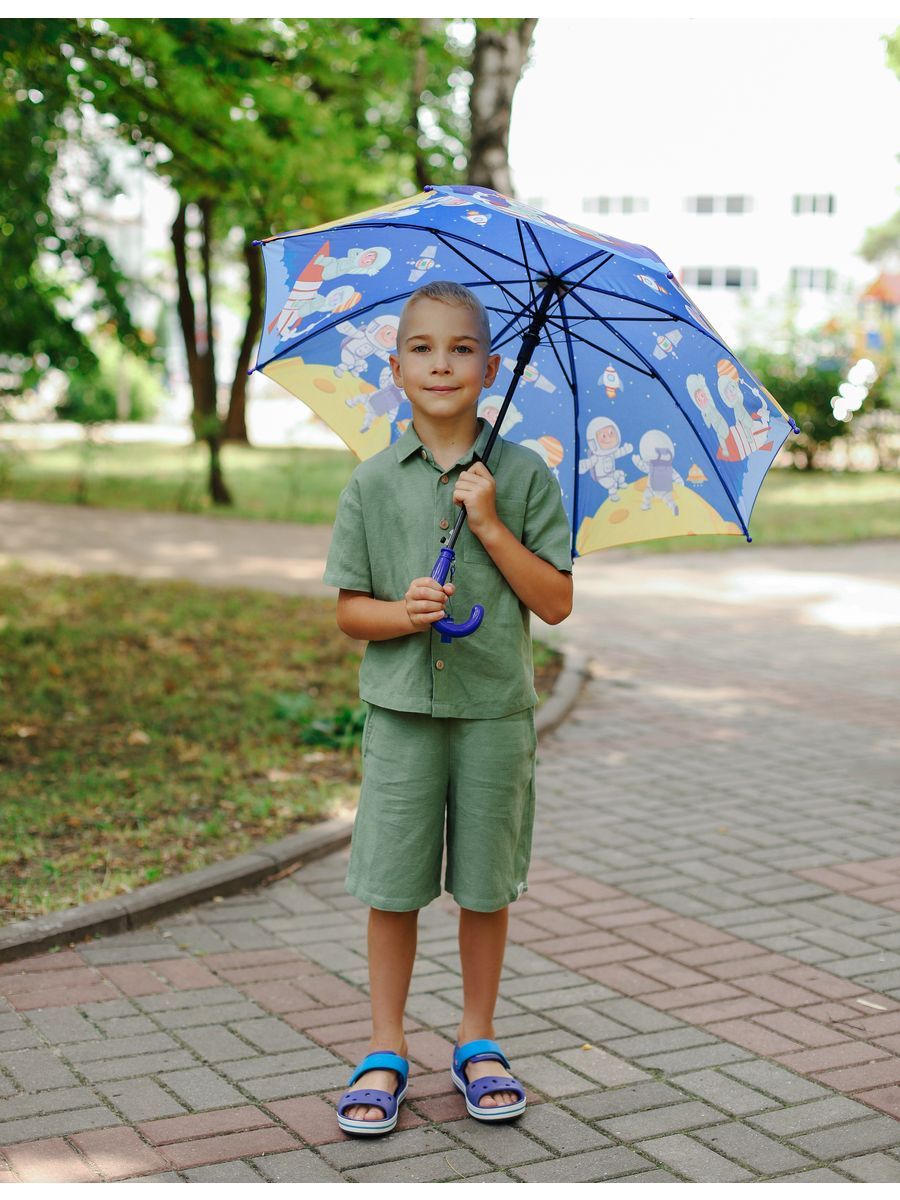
[453, 462, 499, 538]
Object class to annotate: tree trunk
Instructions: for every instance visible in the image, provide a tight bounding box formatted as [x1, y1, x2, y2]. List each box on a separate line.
[171, 197, 232, 505]
[222, 239, 263, 444]
[467, 19, 537, 195]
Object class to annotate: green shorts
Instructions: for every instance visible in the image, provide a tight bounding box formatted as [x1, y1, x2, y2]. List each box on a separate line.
[346, 704, 537, 913]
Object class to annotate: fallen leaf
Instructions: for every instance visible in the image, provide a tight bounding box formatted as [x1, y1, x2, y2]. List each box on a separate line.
[16, 726, 38, 738]
[127, 730, 151, 745]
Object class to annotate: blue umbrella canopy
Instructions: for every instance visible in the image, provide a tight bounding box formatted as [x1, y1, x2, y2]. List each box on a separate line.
[253, 185, 796, 555]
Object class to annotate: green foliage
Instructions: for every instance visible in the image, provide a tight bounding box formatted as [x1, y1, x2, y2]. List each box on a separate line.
[0, 19, 471, 401]
[56, 341, 161, 424]
[741, 321, 894, 466]
[273, 690, 367, 751]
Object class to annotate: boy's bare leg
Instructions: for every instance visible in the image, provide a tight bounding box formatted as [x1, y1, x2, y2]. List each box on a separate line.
[456, 905, 518, 1108]
[344, 907, 418, 1122]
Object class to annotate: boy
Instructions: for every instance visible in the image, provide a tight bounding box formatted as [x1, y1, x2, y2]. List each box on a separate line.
[323, 281, 573, 1135]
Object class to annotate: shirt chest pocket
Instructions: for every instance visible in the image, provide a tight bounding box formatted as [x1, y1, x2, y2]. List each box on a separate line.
[460, 499, 527, 564]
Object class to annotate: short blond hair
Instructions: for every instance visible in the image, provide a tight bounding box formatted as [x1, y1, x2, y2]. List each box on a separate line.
[398, 281, 492, 351]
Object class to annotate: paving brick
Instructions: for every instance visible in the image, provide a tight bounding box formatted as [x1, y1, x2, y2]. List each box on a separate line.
[635, 1133, 754, 1182]
[239, 1063, 350, 1101]
[790, 1115, 900, 1160]
[594, 997, 682, 1033]
[672, 1069, 781, 1117]
[97, 965, 171, 997]
[76, 1050, 197, 1083]
[634, 1043, 752, 1073]
[692, 1122, 814, 1175]
[723, 1061, 829, 1103]
[3, 1135, 100, 1182]
[348, 1147, 488, 1183]
[230, 1017, 314, 1053]
[0, 1106, 121, 1147]
[150, 959, 221, 990]
[264, 1096, 344, 1145]
[581, 964, 666, 995]
[64, 1031, 179, 1063]
[564, 1081, 686, 1120]
[515, 1102, 612, 1153]
[26, 1008, 101, 1044]
[318, 1125, 454, 1170]
[440, 1118, 553, 1167]
[219, 1046, 337, 1081]
[511, 1146, 653, 1182]
[161, 1126, 300, 1170]
[174, 1024, 259, 1062]
[748, 1096, 872, 1136]
[820, 1058, 900, 1092]
[833, 1152, 900, 1182]
[138, 986, 244, 1012]
[96, 1078, 187, 1122]
[155, 1065, 247, 1110]
[251, 1148, 344, 1182]
[548, 1046, 650, 1088]
[674, 996, 777, 1024]
[753, 1010, 850, 1047]
[704, 1020, 801, 1057]
[604, 1027, 715, 1058]
[95, 1016, 158, 1038]
[776, 1040, 889, 1075]
[70, 1125, 170, 1180]
[156, 1001, 268, 1029]
[138, 1105, 273, 1145]
[182, 1160, 265, 1182]
[0, 1086, 97, 1122]
[598, 1100, 722, 1143]
[551, 1005, 633, 1043]
[0, 1048, 79, 1091]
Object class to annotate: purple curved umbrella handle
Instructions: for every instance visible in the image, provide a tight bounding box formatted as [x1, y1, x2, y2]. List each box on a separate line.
[430, 547, 485, 644]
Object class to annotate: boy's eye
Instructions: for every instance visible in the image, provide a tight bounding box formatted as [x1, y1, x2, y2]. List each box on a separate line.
[411, 344, 429, 352]
[454, 345, 473, 354]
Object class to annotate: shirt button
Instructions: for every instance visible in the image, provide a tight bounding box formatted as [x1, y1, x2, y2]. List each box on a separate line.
[435, 659, 445, 670]
[420, 448, 427, 460]
[440, 474, 449, 484]
[439, 518, 450, 530]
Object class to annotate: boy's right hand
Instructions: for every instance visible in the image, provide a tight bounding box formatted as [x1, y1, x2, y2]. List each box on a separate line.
[404, 577, 455, 631]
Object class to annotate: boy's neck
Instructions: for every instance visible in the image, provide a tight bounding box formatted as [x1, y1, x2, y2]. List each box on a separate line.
[412, 411, 481, 471]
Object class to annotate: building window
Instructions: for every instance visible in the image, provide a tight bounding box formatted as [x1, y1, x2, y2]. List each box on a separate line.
[583, 195, 649, 215]
[682, 266, 757, 289]
[790, 267, 836, 291]
[792, 194, 835, 215]
[685, 195, 752, 214]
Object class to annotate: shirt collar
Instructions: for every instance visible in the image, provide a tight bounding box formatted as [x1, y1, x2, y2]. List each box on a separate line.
[394, 417, 502, 469]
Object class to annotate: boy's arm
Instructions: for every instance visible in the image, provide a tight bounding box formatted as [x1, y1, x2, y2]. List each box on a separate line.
[454, 463, 573, 626]
[336, 578, 455, 642]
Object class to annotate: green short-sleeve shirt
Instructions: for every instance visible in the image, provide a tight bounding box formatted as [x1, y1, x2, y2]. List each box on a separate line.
[323, 417, 573, 719]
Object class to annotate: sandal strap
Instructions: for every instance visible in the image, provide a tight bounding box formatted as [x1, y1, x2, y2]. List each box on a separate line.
[347, 1051, 409, 1087]
[454, 1039, 510, 1073]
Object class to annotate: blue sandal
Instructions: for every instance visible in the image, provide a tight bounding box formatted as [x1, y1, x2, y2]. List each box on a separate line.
[336, 1050, 409, 1136]
[451, 1039, 527, 1121]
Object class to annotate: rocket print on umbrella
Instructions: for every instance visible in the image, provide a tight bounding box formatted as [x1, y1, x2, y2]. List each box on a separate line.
[268, 241, 392, 340]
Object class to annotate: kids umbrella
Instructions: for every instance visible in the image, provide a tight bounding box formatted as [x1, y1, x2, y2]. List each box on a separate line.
[251, 185, 797, 641]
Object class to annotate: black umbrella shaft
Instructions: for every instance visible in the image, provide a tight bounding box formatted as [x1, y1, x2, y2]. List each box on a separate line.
[446, 283, 558, 552]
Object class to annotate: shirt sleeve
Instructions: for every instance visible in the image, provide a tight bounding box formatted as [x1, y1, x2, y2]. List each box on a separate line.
[523, 469, 573, 573]
[322, 474, 374, 593]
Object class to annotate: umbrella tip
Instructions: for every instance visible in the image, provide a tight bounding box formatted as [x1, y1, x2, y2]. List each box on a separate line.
[424, 184, 433, 191]
[251, 239, 262, 247]
[745, 533, 753, 544]
[247, 367, 255, 376]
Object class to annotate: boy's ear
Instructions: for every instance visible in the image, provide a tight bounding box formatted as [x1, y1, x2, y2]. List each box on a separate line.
[484, 353, 501, 388]
[388, 353, 402, 387]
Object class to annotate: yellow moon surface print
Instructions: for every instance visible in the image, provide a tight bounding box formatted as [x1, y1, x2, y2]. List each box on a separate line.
[576, 477, 741, 554]
[263, 358, 392, 459]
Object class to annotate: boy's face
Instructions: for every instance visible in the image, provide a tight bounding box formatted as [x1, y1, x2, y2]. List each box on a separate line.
[389, 298, 500, 425]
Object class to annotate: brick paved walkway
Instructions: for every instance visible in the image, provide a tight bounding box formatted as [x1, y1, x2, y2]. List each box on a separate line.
[2, 514, 900, 1181]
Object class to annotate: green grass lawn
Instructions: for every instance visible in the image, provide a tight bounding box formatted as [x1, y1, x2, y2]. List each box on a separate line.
[2, 439, 898, 548]
[0, 567, 561, 922]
